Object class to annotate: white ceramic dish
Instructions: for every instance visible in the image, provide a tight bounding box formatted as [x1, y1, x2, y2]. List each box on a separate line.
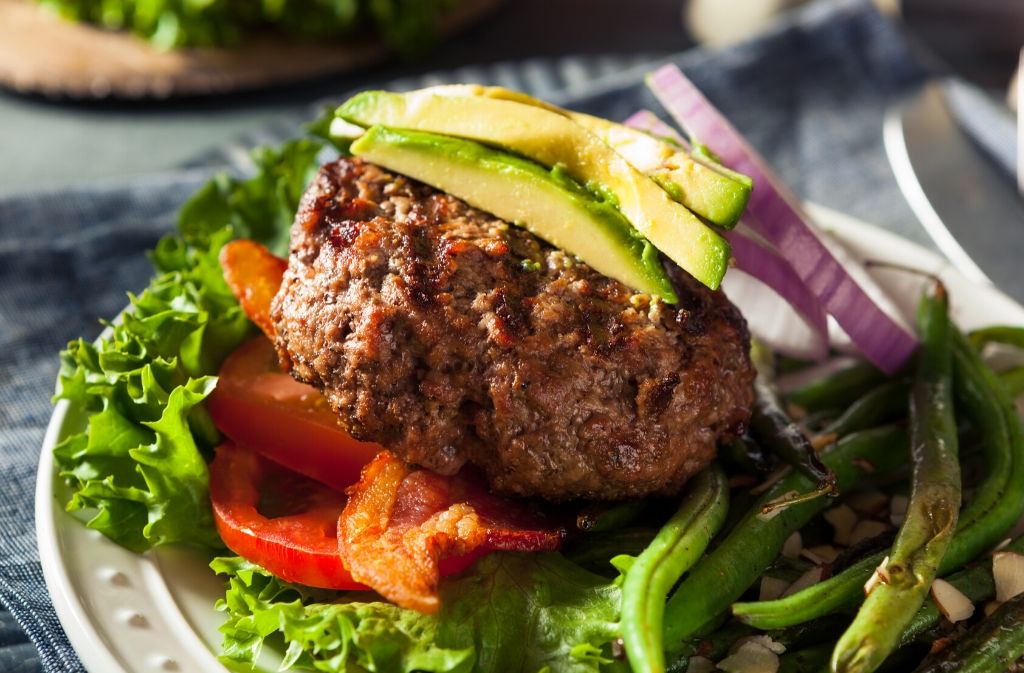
[36, 204, 1024, 673]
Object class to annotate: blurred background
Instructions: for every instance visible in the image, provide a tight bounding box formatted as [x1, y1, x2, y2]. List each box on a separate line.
[0, 0, 1020, 193]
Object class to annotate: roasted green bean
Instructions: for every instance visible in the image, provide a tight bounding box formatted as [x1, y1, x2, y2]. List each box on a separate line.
[732, 551, 882, 630]
[661, 425, 908, 658]
[912, 593, 1024, 673]
[1001, 366, 1024, 398]
[832, 283, 960, 673]
[968, 325, 1024, 351]
[900, 534, 1024, 646]
[751, 375, 837, 506]
[620, 466, 729, 673]
[734, 322, 1024, 633]
[786, 362, 887, 414]
[822, 381, 908, 437]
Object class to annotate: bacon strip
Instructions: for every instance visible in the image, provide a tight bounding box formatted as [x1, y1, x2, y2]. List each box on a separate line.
[339, 451, 566, 613]
[219, 240, 286, 340]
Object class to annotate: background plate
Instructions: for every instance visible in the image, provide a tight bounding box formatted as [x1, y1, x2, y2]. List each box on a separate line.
[36, 204, 1024, 672]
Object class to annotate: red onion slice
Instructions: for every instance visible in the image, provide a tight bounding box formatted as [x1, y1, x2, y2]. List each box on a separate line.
[644, 64, 918, 373]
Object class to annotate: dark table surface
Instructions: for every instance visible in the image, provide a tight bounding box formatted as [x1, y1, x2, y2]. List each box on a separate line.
[0, 0, 692, 194]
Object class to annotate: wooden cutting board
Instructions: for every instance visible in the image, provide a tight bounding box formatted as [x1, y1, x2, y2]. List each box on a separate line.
[0, 0, 503, 99]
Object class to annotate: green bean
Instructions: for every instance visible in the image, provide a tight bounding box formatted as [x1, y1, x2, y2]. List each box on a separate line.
[1000, 366, 1024, 398]
[968, 324, 1024, 350]
[822, 381, 908, 437]
[786, 362, 887, 414]
[832, 283, 961, 673]
[661, 425, 909, 657]
[620, 466, 729, 673]
[939, 334, 1023, 564]
[732, 551, 883, 630]
[900, 534, 1024, 646]
[732, 324, 1024, 632]
[912, 593, 1024, 673]
[751, 377, 837, 504]
[576, 500, 647, 533]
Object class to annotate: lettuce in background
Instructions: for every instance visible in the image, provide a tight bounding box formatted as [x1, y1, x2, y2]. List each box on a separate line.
[36, 0, 459, 53]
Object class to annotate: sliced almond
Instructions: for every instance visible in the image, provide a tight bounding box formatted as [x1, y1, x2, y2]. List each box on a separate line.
[759, 576, 790, 602]
[928, 637, 954, 655]
[824, 504, 858, 546]
[781, 532, 803, 559]
[803, 544, 840, 563]
[849, 520, 890, 546]
[738, 635, 787, 655]
[800, 548, 827, 565]
[782, 566, 824, 598]
[930, 578, 975, 623]
[686, 656, 716, 673]
[889, 495, 909, 526]
[993, 551, 1024, 603]
[717, 640, 781, 673]
[864, 556, 890, 596]
[984, 600, 1001, 617]
[847, 490, 889, 517]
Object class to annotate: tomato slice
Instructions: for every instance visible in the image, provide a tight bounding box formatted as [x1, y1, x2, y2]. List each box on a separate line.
[210, 442, 488, 591]
[210, 441, 366, 590]
[207, 336, 381, 492]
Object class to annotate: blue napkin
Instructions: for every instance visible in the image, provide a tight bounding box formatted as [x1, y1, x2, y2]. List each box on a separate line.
[0, 0, 931, 670]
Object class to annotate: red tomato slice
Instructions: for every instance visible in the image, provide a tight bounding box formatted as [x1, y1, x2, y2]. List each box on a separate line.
[207, 336, 381, 492]
[209, 441, 366, 590]
[210, 442, 486, 591]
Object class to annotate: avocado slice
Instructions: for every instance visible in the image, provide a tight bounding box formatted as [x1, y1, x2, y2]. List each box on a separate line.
[409, 85, 752, 228]
[351, 126, 678, 302]
[337, 91, 730, 290]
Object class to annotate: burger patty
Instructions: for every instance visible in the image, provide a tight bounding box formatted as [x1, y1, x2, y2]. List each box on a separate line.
[271, 157, 756, 501]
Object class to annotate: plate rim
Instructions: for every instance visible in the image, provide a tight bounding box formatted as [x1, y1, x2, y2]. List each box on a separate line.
[35, 205, 1024, 673]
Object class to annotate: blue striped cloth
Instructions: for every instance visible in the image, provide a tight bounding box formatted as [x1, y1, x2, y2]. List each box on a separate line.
[0, 0, 931, 670]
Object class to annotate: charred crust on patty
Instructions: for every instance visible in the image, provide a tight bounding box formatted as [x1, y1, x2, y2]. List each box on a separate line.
[271, 157, 756, 501]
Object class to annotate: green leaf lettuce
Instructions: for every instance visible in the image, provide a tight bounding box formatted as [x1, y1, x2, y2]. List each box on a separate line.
[213, 553, 625, 673]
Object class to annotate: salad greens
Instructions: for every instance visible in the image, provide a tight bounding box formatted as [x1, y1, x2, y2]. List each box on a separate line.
[53, 137, 326, 552]
[37, 0, 460, 53]
[214, 553, 624, 673]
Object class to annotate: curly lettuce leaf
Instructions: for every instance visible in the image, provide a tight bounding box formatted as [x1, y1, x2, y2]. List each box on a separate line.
[213, 553, 625, 673]
[54, 137, 326, 552]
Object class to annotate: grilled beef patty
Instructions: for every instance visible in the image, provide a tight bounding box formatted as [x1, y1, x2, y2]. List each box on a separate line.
[271, 157, 755, 501]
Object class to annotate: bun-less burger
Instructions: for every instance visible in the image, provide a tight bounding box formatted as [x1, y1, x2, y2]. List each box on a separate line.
[272, 87, 755, 503]
[206, 86, 759, 610]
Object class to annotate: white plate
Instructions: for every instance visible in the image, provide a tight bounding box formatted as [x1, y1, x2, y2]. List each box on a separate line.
[36, 205, 1024, 673]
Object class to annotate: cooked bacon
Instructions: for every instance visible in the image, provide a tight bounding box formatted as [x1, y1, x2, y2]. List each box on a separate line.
[338, 451, 566, 613]
[219, 240, 286, 340]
